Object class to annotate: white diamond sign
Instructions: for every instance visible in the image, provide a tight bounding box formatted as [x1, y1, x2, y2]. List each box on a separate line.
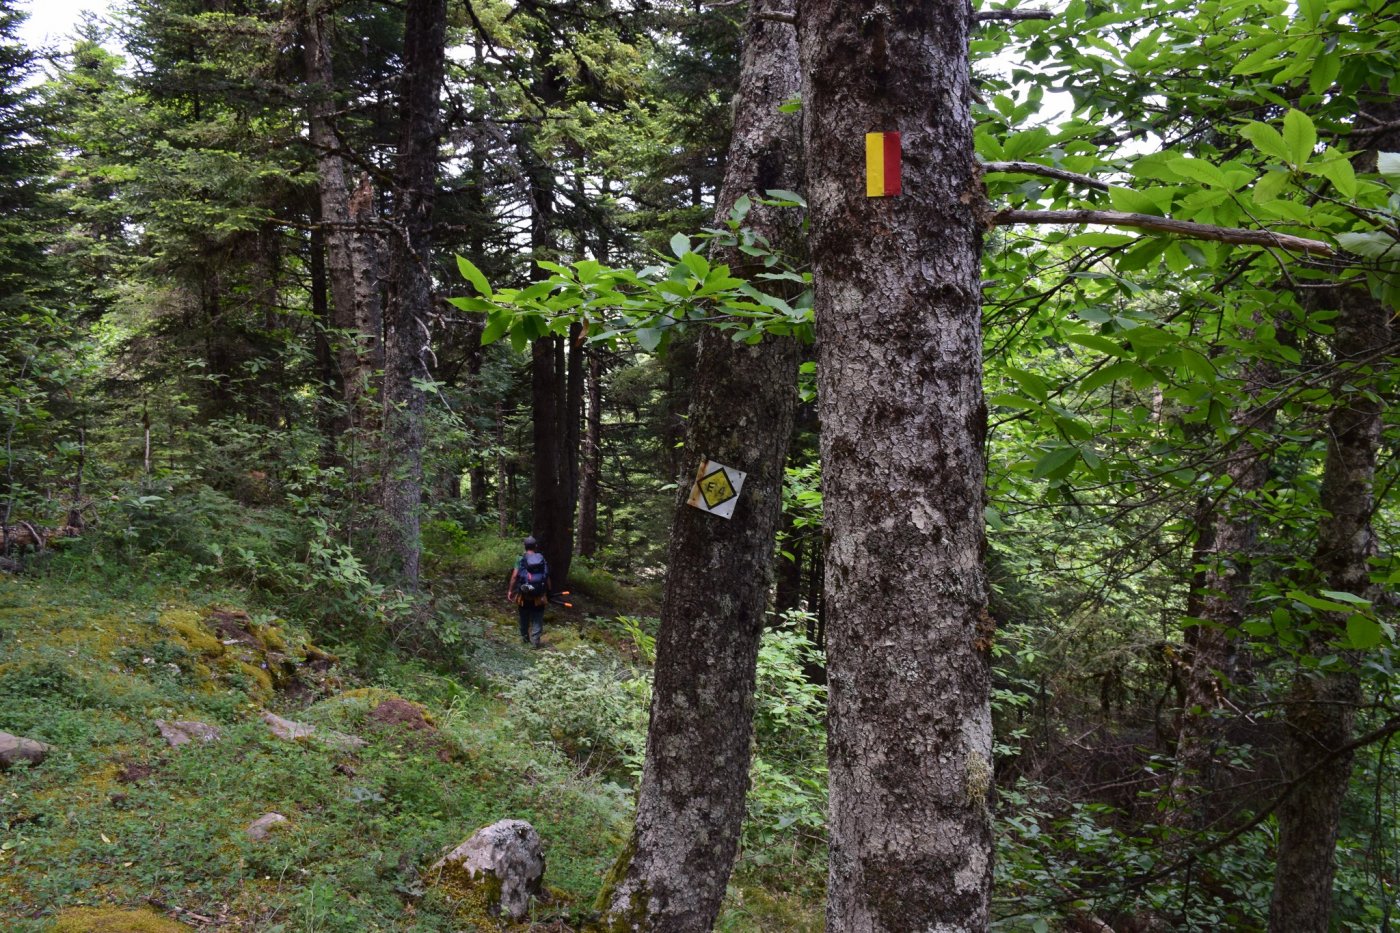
[686, 458, 746, 519]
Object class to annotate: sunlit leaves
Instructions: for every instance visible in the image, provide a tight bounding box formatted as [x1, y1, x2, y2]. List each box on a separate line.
[454, 226, 813, 355]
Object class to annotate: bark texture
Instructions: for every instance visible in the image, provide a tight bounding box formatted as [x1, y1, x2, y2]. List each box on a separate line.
[598, 3, 803, 929]
[1268, 288, 1389, 932]
[380, 0, 446, 587]
[1168, 352, 1278, 823]
[798, 1, 993, 929]
[531, 334, 574, 583]
[576, 349, 603, 557]
[304, 1, 383, 431]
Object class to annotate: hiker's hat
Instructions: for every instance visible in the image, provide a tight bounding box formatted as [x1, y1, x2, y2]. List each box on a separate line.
[523, 535, 538, 549]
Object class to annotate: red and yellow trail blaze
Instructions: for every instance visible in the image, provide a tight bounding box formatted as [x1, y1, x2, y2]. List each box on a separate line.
[865, 131, 902, 197]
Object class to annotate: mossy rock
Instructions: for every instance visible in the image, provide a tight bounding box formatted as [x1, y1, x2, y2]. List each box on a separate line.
[159, 610, 225, 658]
[50, 906, 193, 932]
[430, 857, 510, 928]
[154, 607, 298, 702]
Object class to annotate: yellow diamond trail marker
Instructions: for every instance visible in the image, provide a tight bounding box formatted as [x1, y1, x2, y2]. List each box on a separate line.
[686, 458, 746, 519]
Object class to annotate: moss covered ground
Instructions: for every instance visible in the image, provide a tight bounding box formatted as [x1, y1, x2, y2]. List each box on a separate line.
[0, 546, 820, 931]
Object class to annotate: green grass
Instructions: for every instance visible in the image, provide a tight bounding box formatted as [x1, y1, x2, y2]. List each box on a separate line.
[0, 572, 630, 930]
[0, 539, 822, 931]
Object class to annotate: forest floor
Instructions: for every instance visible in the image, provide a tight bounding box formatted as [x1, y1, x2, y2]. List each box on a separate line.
[0, 547, 822, 931]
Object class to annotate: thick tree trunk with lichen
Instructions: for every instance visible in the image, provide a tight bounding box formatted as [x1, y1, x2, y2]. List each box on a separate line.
[597, 4, 803, 930]
[379, 0, 445, 587]
[303, 0, 383, 439]
[577, 350, 603, 557]
[1268, 286, 1389, 932]
[1168, 352, 1277, 823]
[798, 0, 993, 929]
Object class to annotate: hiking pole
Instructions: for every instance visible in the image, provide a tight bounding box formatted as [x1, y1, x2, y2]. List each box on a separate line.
[549, 590, 573, 608]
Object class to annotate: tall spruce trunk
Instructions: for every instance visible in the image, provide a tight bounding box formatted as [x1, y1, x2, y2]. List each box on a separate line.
[577, 350, 603, 557]
[798, 1, 994, 929]
[304, 1, 383, 439]
[380, 0, 446, 587]
[597, 4, 803, 929]
[531, 334, 574, 582]
[1268, 287, 1389, 931]
[520, 133, 576, 582]
[1168, 352, 1278, 823]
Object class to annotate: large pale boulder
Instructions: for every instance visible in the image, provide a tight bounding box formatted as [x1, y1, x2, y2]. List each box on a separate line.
[154, 720, 221, 747]
[0, 731, 52, 770]
[245, 812, 289, 842]
[261, 711, 364, 750]
[429, 819, 545, 922]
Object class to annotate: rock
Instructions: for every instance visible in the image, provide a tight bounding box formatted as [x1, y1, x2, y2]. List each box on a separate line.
[0, 731, 52, 770]
[154, 719, 221, 748]
[245, 812, 288, 842]
[320, 728, 367, 751]
[429, 819, 545, 922]
[261, 711, 365, 750]
[261, 711, 315, 741]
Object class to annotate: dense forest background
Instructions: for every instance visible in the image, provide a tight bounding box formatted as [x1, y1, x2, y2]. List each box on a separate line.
[1, 0, 1398, 930]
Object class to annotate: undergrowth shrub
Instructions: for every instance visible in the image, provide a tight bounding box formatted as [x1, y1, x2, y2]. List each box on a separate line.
[741, 616, 827, 878]
[504, 645, 651, 781]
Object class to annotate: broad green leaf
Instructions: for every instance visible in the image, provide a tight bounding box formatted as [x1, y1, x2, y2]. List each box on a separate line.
[1081, 359, 1144, 392]
[670, 233, 691, 258]
[1168, 157, 1229, 188]
[1062, 231, 1139, 247]
[988, 393, 1042, 411]
[481, 311, 511, 345]
[635, 327, 664, 351]
[1376, 152, 1400, 178]
[1003, 127, 1052, 161]
[763, 189, 807, 207]
[1309, 49, 1341, 95]
[1290, 590, 1360, 613]
[729, 194, 752, 224]
[456, 255, 493, 298]
[1320, 589, 1372, 606]
[1007, 367, 1049, 402]
[1107, 185, 1162, 215]
[1309, 156, 1357, 197]
[1336, 232, 1400, 260]
[1252, 168, 1292, 203]
[446, 296, 494, 313]
[1230, 40, 1290, 76]
[680, 251, 710, 280]
[1031, 446, 1078, 480]
[1283, 110, 1316, 165]
[1239, 122, 1292, 163]
[1066, 333, 1127, 357]
[1347, 615, 1384, 649]
[1298, 0, 1324, 25]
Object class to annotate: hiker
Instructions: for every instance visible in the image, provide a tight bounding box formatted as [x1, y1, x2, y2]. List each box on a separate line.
[506, 536, 550, 648]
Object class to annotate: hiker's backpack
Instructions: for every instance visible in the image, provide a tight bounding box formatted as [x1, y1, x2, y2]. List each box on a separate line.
[518, 553, 549, 600]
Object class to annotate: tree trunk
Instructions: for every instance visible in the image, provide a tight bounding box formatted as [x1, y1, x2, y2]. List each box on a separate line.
[1268, 287, 1388, 932]
[598, 3, 804, 929]
[308, 207, 341, 455]
[379, 0, 446, 588]
[531, 334, 574, 582]
[566, 321, 584, 531]
[577, 349, 603, 557]
[1168, 352, 1277, 823]
[303, 0, 382, 444]
[496, 399, 509, 537]
[798, 1, 993, 929]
